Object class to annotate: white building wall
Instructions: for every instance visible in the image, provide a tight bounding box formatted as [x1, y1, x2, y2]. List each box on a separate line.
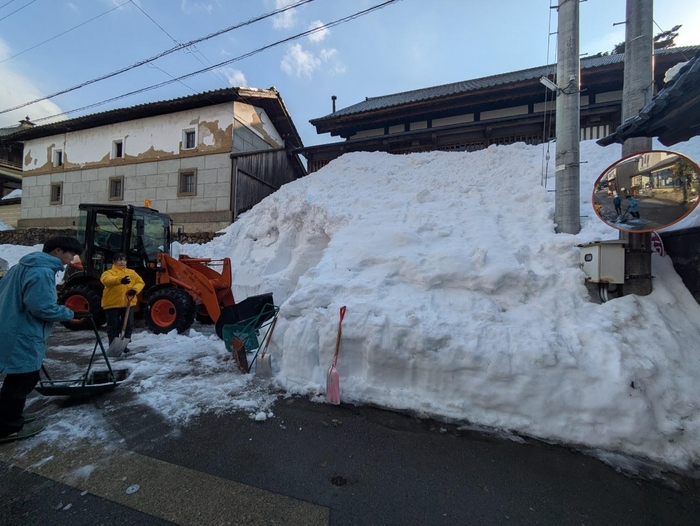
[19, 153, 232, 231]
[232, 102, 284, 152]
[23, 104, 234, 172]
[19, 104, 242, 231]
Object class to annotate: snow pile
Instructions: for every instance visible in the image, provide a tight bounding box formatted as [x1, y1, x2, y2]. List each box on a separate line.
[2, 188, 21, 200]
[0, 219, 13, 231]
[3, 138, 700, 474]
[182, 138, 700, 471]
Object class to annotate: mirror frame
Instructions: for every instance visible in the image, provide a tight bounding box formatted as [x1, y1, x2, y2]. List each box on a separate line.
[591, 150, 700, 233]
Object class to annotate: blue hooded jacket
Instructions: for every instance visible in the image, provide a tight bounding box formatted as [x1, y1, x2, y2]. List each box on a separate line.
[0, 251, 74, 374]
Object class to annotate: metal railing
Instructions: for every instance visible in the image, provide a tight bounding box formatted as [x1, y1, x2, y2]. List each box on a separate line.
[0, 158, 22, 171]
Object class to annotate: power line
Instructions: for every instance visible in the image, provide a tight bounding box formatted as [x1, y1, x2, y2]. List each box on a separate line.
[0, 0, 37, 22]
[0, 0, 131, 65]
[0, 1, 19, 10]
[131, 0, 231, 89]
[32, 0, 403, 124]
[0, 0, 316, 115]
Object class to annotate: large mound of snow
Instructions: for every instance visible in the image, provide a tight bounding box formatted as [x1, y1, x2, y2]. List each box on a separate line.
[181, 138, 700, 471]
[4, 139, 700, 474]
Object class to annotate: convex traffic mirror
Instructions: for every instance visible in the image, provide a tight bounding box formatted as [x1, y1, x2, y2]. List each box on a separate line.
[592, 151, 700, 233]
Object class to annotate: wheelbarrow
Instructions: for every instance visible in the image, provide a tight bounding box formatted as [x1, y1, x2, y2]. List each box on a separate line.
[36, 314, 130, 397]
[222, 303, 279, 374]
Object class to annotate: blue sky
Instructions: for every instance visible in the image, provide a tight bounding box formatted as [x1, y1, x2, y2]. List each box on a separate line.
[0, 0, 698, 147]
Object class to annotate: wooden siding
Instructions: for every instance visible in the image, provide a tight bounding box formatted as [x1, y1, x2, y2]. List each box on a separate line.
[0, 201, 20, 228]
[231, 149, 300, 219]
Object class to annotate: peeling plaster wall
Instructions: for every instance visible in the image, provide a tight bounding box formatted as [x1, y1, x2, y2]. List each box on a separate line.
[18, 101, 292, 232]
[233, 103, 284, 153]
[23, 104, 234, 173]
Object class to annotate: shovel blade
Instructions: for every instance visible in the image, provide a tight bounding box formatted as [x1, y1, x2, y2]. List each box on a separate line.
[106, 337, 130, 358]
[326, 366, 340, 405]
[256, 353, 272, 377]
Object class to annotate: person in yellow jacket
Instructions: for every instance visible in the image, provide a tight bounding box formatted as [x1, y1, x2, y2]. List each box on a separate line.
[100, 253, 145, 351]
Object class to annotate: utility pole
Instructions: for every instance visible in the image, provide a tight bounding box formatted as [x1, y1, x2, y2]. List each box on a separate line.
[621, 0, 653, 296]
[554, 0, 581, 234]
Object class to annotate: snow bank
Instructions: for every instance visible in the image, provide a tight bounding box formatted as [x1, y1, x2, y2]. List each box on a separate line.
[184, 138, 700, 471]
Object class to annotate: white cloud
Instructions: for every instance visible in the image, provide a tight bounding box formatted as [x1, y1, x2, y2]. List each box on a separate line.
[280, 43, 321, 77]
[307, 20, 329, 42]
[105, 0, 138, 8]
[0, 39, 64, 128]
[219, 67, 247, 87]
[67, 2, 79, 14]
[272, 0, 297, 30]
[180, 0, 214, 14]
[321, 48, 346, 75]
[280, 44, 345, 78]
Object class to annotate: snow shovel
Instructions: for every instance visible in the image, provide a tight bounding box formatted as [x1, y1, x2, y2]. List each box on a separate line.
[106, 297, 132, 357]
[256, 316, 277, 378]
[326, 306, 346, 405]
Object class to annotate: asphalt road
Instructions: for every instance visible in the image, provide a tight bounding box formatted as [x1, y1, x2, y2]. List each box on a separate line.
[1, 325, 700, 525]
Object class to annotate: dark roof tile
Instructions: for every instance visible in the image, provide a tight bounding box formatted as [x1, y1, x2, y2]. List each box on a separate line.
[312, 46, 700, 122]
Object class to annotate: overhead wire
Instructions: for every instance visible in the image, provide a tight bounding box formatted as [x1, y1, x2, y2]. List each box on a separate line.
[0, 0, 316, 115]
[0, 0, 19, 10]
[540, 0, 558, 188]
[131, 0, 231, 89]
[0, 0, 132, 65]
[0, 0, 37, 22]
[30, 0, 403, 124]
[652, 19, 692, 62]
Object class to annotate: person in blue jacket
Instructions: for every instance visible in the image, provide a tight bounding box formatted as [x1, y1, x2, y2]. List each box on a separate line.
[0, 235, 83, 442]
[626, 195, 641, 219]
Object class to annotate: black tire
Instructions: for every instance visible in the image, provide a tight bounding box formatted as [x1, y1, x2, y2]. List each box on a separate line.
[195, 308, 214, 325]
[146, 287, 196, 334]
[59, 284, 106, 330]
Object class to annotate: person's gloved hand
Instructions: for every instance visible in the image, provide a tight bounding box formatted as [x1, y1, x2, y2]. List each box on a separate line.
[120, 276, 131, 284]
[126, 289, 137, 297]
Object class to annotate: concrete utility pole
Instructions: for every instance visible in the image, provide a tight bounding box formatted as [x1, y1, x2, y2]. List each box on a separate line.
[621, 0, 654, 296]
[554, 0, 581, 234]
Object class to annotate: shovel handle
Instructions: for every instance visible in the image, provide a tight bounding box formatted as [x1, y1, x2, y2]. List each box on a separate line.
[119, 291, 134, 334]
[332, 306, 347, 361]
[263, 316, 278, 350]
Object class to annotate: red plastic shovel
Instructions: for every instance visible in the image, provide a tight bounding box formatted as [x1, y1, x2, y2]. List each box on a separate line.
[326, 306, 346, 405]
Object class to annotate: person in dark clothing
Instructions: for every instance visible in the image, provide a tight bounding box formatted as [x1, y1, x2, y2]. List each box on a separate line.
[0, 236, 82, 442]
[613, 194, 622, 216]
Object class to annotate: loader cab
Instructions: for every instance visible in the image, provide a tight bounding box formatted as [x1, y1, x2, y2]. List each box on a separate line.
[75, 204, 171, 287]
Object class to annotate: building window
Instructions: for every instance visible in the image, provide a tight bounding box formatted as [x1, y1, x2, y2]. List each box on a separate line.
[50, 182, 63, 205]
[183, 129, 196, 149]
[109, 176, 124, 201]
[112, 139, 124, 159]
[178, 169, 197, 197]
[53, 149, 63, 167]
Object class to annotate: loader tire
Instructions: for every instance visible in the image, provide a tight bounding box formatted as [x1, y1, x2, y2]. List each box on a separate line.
[146, 287, 196, 334]
[60, 284, 106, 330]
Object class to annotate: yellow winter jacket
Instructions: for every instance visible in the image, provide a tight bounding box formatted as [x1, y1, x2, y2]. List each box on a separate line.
[100, 266, 145, 309]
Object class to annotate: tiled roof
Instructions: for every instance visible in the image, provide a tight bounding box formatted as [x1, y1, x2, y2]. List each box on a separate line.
[0, 123, 29, 137]
[599, 50, 700, 147]
[312, 46, 700, 122]
[2, 87, 304, 149]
